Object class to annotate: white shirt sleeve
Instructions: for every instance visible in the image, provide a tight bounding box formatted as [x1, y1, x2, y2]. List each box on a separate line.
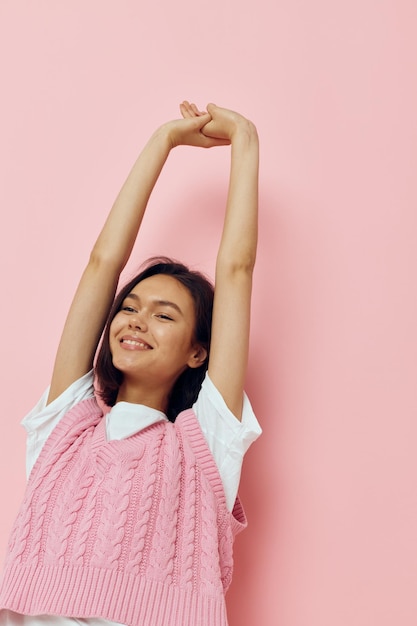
[21, 371, 95, 478]
[193, 374, 262, 511]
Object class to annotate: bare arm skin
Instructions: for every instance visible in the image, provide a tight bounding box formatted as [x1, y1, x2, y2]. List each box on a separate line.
[47, 111, 229, 404]
[182, 103, 259, 420]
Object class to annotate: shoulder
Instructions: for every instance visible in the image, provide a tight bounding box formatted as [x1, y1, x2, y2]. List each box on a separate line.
[22, 369, 95, 434]
[193, 373, 262, 451]
[22, 370, 96, 478]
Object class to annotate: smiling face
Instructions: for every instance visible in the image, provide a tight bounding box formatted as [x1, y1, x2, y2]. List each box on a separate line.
[109, 274, 207, 405]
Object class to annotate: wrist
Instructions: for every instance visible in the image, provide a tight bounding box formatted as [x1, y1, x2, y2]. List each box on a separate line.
[230, 119, 258, 145]
[151, 123, 177, 152]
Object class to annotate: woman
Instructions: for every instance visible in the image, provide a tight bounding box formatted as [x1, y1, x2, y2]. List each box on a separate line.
[0, 101, 261, 626]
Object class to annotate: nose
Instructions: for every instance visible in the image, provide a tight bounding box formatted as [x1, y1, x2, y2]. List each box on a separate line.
[128, 311, 148, 332]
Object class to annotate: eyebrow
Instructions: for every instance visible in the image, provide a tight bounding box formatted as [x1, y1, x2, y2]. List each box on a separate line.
[125, 293, 184, 316]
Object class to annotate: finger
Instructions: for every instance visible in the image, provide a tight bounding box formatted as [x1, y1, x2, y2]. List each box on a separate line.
[194, 113, 212, 132]
[185, 111, 210, 127]
[180, 101, 194, 119]
[180, 100, 198, 118]
[206, 102, 218, 116]
[200, 119, 219, 138]
[181, 100, 208, 119]
[190, 102, 206, 117]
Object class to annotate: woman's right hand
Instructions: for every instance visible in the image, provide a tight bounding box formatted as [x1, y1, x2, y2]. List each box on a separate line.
[200, 103, 257, 143]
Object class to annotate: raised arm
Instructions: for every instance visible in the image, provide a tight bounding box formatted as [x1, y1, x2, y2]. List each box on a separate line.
[183, 103, 259, 420]
[47, 110, 229, 404]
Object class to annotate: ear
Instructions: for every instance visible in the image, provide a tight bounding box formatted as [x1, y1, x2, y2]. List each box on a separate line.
[187, 345, 208, 369]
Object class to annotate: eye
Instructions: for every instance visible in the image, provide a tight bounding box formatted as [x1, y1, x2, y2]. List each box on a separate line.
[121, 305, 137, 313]
[155, 313, 174, 321]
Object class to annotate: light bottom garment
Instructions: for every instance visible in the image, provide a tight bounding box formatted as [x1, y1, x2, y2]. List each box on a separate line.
[0, 611, 122, 626]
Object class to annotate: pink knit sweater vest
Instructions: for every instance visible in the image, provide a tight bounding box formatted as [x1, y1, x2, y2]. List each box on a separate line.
[0, 398, 247, 626]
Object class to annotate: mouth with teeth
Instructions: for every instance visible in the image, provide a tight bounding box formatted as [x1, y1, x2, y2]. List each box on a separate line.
[120, 338, 152, 350]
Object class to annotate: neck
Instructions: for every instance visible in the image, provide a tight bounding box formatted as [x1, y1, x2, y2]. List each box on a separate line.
[115, 379, 170, 413]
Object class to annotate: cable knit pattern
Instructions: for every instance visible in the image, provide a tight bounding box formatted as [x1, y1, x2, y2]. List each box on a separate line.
[176, 458, 197, 592]
[0, 400, 247, 626]
[44, 444, 95, 566]
[90, 455, 139, 570]
[126, 428, 163, 577]
[147, 427, 182, 584]
[200, 472, 223, 596]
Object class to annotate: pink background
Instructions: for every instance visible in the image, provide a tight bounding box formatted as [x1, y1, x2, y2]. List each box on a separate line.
[1, 1, 417, 624]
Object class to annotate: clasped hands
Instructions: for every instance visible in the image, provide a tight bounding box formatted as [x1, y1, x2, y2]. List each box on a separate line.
[165, 101, 254, 149]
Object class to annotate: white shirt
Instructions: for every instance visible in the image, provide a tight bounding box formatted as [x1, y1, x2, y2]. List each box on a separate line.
[0, 371, 261, 626]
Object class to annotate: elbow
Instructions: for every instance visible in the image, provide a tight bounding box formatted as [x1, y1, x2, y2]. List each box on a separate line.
[88, 246, 124, 274]
[232, 254, 257, 275]
[217, 251, 257, 277]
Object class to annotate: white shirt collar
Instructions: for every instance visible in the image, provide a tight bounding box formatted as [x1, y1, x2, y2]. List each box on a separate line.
[105, 401, 168, 441]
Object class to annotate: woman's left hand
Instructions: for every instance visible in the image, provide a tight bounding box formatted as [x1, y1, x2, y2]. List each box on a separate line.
[164, 102, 231, 149]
